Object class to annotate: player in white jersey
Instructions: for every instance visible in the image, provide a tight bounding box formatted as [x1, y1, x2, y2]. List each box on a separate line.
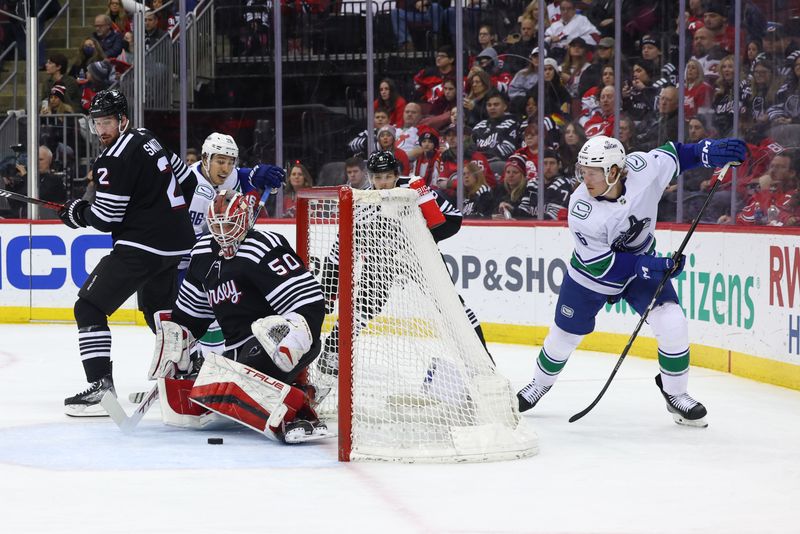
[182, 133, 286, 353]
[517, 135, 746, 427]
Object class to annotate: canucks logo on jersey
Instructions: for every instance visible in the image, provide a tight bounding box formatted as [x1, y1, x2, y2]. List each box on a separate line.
[611, 215, 652, 253]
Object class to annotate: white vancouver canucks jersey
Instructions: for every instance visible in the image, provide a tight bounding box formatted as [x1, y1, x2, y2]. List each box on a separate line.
[566, 143, 680, 296]
[186, 162, 244, 238]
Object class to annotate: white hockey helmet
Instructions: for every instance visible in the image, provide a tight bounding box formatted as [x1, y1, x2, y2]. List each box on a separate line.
[577, 135, 627, 196]
[202, 132, 239, 163]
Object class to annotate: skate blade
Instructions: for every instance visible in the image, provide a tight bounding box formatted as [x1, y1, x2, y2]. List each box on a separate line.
[65, 403, 109, 417]
[671, 413, 708, 428]
[283, 427, 333, 444]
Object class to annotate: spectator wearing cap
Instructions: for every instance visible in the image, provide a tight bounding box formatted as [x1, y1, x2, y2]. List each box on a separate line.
[702, 0, 736, 54]
[512, 122, 540, 182]
[396, 103, 423, 161]
[517, 150, 573, 219]
[390, 0, 444, 53]
[92, 14, 124, 58]
[584, 85, 616, 139]
[543, 0, 599, 62]
[472, 90, 521, 161]
[622, 58, 659, 124]
[492, 154, 529, 218]
[412, 126, 441, 186]
[531, 58, 572, 116]
[413, 45, 456, 104]
[42, 85, 76, 115]
[377, 125, 411, 175]
[577, 36, 617, 98]
[503, 15, 538, 74]
[434, 125, 494, 193]
[683, 58, 714, 118]
[508, 47, 540, 106]
[80, 60, 115, 112]
[42, 53, 81, 111]
[560, 36, 591, 100]
[639, 34, 679, 90]
[474, 47, 513, 92]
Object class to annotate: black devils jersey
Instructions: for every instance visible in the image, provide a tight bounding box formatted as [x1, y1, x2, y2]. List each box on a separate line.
[172, 230, 326, 350]
[86, 127, 195, 256]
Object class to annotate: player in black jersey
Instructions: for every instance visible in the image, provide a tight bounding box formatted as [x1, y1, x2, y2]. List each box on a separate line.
[59, 89, 196, 417]
[316, 150, 489, 377]
[147, 190, 329, 443]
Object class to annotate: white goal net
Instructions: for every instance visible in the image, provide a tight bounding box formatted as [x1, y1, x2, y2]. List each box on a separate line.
[297, 187, 538, 462]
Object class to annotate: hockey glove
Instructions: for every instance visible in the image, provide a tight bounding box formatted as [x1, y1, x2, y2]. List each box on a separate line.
[409, 176, 446, 229]
[695, 138, 746, 168]
[244, 164, 287, 190]
[252, 312, 313, 373]
[148, 321, 195, 380]
[634, 254, 685, 281]
[58, 199, 89, 229]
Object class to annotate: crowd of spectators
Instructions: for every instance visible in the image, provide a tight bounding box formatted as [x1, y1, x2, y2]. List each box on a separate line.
[335, 0, 800, 225]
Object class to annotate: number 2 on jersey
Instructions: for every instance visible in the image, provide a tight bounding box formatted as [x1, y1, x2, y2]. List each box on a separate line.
[158, 156, 186, 208]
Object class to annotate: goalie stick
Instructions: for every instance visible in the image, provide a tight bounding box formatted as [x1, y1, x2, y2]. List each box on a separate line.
[569, 161, 739, 423]
[101, 364, 175, 433]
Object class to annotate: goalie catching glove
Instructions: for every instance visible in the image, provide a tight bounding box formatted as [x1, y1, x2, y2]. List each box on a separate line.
[148, 320, 196, 380]
[252, 312, 313, 373]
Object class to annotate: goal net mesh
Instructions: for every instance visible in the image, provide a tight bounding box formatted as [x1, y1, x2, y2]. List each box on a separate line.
[302, 188, 538, 462]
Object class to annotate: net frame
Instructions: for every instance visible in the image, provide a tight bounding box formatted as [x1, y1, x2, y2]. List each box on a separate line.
[297, 186, 538, 463]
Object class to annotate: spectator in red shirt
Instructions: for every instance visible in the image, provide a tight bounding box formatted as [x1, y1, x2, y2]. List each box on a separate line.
[512, 122, 540, 182]
[584, 85, 616, 138]
[684, 59, 714, 118]
[719, 153, 797, 225]
[374, 78, 407, 128]
[413, 45, 456, 104]
[412, 127, 440, 185]
[376, 125, 411, 175]
[433, 125, 493, 193]
[702, 0, 736, 54]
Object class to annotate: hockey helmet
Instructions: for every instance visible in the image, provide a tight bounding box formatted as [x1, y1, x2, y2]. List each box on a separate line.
[367, 150, 399, 174]
[577, 135, 627, 196]
[89, 89, 128, 120]
[206, 190, 252, 259]
[202, 132, 239, 163]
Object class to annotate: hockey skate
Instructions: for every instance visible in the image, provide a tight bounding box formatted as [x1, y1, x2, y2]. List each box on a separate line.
[516, 380, 551, 413]
[64, 375, 116, 417]
[655, 375, 708, 428]
[279, 418, 330, 444]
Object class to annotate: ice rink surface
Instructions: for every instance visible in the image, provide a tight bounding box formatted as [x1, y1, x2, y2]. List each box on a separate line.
[0, 323, 798, 534]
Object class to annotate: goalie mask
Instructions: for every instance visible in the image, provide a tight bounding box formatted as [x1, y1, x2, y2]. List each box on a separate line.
[207, 190, 252, 259]
[576, 135, 627, 197]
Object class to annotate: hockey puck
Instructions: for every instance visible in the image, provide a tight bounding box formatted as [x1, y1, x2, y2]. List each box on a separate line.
[207, 438, 223, 445]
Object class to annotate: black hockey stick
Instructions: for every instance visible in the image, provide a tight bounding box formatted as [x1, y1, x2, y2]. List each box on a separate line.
[569, 161, 737, 423]
[0, 188, 64, 211]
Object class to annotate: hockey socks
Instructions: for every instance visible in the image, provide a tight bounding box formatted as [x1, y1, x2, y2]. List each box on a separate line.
[517, 325, 583, 412]
[78, 325, 112, 382]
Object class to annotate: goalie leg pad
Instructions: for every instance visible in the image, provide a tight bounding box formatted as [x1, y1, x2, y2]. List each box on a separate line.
[188, 354, 306, 439]
[251, 312, 313, 373]
[158, 377, 229, 429]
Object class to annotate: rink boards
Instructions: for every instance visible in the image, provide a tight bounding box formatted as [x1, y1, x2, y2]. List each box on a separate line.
[0, 220, 798, 391]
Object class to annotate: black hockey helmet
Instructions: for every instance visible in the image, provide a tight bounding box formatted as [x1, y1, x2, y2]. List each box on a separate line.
[90, 89, 128, 120]
[367, 150, 399, 174]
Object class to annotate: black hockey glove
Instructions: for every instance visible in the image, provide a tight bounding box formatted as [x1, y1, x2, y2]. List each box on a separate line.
[58, 199, 89, 229]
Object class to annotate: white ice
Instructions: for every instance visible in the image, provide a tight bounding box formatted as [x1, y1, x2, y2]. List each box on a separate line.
[0, 323, 798, 534]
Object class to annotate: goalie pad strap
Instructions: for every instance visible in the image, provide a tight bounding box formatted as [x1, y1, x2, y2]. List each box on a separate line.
[188, 354, 305, 436]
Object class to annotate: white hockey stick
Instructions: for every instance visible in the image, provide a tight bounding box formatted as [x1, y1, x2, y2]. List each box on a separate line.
[101, 364, 175, 433]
